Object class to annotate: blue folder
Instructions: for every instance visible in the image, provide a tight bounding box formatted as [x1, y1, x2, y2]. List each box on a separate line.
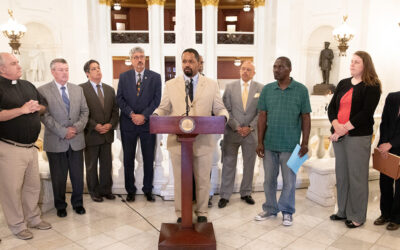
[287, 144, 309, 174]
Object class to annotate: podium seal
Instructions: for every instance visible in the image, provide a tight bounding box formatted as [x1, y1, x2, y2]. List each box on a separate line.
[179, 117, 195, 133]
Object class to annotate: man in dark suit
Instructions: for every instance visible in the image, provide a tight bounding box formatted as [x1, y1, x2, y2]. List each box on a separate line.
[38, 58, 89, 218]
[116, 47, 161, 202]
[374, 92, 400, 231]
[80, 60, 119, 202]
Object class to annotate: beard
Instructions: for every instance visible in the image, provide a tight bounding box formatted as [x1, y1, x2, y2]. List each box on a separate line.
[184, 67, 193, 77]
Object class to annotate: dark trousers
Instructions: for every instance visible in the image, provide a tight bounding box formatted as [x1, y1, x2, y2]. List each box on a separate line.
[84, 143, 113, 196]
[121, 130, 155, 194]
[46, 147, 84, 210]
[379, 173, 400, 224]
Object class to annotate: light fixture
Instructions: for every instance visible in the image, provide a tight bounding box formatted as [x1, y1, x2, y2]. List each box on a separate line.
[243, 4, 251, 12]
[113, 1, 121, 11]
[125, 59, 131, 66]
[0, 9, 26, 55]
[234, 59, 241, 67]
[225, 16, 238, 22]
[332, 15, 354, 56]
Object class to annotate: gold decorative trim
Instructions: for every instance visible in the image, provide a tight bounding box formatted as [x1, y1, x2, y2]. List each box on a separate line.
[254, 0, 266, 8]
[217, 56, 253, 62]
[200, 0, 219, 7]
[99, 0, 112, 6]
[146, 0, 166, 6]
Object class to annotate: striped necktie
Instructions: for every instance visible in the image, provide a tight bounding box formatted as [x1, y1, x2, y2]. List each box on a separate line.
[136, 73, 142, 96]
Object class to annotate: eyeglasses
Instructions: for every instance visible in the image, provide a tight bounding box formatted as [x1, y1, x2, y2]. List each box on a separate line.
[132, 55, 145, 60]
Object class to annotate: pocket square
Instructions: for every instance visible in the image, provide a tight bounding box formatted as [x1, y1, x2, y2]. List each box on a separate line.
[254, 93, 260, 98]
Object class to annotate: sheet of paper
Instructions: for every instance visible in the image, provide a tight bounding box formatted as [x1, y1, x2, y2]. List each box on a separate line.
[287, 144, 309, 174]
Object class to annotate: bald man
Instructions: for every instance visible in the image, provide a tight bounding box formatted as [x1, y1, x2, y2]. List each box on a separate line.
[218, 61, 264, 208]
[0, 52, 51, 240]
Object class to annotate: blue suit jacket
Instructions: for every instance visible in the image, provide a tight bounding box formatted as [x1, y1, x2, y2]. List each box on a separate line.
[116, 69, 161, 132]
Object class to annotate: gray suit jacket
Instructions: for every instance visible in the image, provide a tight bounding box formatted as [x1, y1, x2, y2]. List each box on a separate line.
[38, 81, 89, 152]
[222, 80, 264, 144]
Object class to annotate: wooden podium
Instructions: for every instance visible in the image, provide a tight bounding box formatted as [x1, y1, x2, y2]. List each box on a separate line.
[150, 116, 225, 250]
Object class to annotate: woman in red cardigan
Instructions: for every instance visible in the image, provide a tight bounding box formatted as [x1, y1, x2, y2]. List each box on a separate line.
[328, 51, 381, 228]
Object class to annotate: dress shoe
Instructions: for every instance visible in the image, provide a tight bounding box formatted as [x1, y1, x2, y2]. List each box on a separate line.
[15, 229, 33, 240]
[197, 216, 207, 223]
[218, 198, 229, 208]
[241, 195, 255, 205]
[90, 194, 103, 202]
[330, 214, 346, 221]
[145, 192, 155, 202]
[374, 215, 389, 225]
[126, 193, 135, 202]
[30, 221, 52, 230]
[103, 194, 116, 200]
[177, 217, 182, 223]
[208, 196, 213, 208]
[345, 220, 363, 228]
[386, 222, 399, 231]
[57, 209, 67, 218]
[73, 206, 86, 215]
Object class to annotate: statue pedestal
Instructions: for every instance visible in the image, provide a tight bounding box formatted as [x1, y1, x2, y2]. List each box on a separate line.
[312, 83, 336, 95]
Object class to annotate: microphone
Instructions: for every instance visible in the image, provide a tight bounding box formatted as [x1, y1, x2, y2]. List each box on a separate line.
[185, 80, 190, 95]
[184, 80, 190, 116]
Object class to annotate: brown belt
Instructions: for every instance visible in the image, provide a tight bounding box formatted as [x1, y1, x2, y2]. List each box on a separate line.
[0, 138, 38, 149]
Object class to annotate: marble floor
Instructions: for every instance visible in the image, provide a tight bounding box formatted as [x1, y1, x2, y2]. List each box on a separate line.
[0, 180, 399, 250]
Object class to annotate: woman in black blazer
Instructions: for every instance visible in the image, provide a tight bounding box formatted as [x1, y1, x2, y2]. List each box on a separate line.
[374, 92, 400, 231]
[328, 51, 381, 228]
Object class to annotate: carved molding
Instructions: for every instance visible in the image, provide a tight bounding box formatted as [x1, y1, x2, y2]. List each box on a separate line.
[111, 32, 149, 43]
[146, 0, 166, 6]
[217, 33, 254, 45]
[200, 0, 219, 7]
[254, 0, 266, 8]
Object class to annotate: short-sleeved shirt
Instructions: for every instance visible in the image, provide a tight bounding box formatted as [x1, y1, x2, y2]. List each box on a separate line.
[0, 75, 47, 144]
[257, 78, 311, 152]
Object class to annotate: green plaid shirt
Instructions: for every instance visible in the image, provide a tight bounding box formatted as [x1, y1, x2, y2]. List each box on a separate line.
[257, 78, 311, 152]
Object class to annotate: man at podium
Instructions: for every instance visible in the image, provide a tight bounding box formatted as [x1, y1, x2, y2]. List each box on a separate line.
[154, 48, 228, 223]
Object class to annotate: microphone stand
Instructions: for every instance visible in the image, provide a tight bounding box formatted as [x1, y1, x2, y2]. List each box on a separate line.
[185, 80, 190, 116]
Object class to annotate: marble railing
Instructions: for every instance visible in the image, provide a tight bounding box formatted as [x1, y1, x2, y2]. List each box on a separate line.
[37, 95, 384, 208]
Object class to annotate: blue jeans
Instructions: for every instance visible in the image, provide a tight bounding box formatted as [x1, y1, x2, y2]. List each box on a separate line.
[262, 150, 296, 215]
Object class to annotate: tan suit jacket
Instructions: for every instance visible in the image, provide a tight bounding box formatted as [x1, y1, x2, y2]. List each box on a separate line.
[154, 74, 229, 157]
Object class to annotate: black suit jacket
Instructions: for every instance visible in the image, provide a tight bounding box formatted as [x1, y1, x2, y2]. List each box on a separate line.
[378, 91, 400, 156]
[80, 81, 119, 146]
[328, 77, 381, 136]
[116, 69, 161, 133]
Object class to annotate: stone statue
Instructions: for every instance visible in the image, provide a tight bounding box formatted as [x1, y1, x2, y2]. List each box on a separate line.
[319, 41, 334, 84]
[26, 45, 45, 82]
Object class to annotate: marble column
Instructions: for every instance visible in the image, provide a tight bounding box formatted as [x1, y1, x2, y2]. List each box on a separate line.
[147, 0, 165, 79]
[200, 0, 218, 79]
[175, 0, 196, 75]
[89, 0, 113, 85]
[147, 0, 168, 196]
[253, 0, 266, 83]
